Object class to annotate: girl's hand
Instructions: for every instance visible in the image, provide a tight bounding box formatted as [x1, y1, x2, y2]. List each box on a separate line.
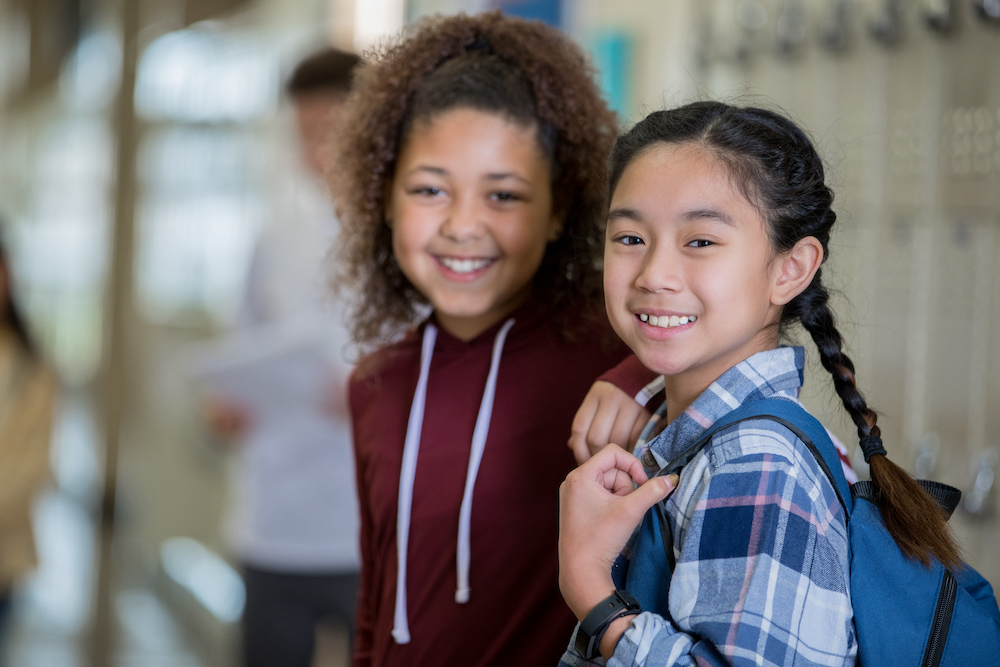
[558, 444, 678, 621]
[568, 381, 651, 465]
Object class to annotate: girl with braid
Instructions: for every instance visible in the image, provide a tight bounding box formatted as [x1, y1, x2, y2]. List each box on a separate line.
[557, 101, 962, 666]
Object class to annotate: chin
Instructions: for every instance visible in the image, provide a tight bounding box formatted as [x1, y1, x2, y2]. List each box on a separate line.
[443, 305, 498, 322]
[633, 348, 690, 377]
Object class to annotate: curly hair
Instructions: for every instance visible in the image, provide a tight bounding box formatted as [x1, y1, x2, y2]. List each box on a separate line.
[330, 11, 617, 347]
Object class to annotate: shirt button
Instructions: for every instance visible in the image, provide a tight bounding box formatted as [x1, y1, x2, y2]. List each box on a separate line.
[642, 451, 657, 467]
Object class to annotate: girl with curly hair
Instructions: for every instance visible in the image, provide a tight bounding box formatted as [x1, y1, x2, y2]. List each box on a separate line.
[331, 11, 655, 667]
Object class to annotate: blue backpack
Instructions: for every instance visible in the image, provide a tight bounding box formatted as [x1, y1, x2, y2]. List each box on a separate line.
[621, 399, 1000, 667]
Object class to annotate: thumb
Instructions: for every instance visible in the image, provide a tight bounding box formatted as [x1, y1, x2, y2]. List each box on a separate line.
[625, 473, 679, 518]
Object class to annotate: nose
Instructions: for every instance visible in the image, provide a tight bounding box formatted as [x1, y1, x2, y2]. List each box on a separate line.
[634, 243, 682, 293]
[440, 193, 485, 242]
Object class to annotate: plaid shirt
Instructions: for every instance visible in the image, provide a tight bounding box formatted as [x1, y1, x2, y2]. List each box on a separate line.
[560, 347, 856, 667]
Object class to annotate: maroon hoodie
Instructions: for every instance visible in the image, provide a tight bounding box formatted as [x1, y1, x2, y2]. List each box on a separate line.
[349, 302, 651, 667]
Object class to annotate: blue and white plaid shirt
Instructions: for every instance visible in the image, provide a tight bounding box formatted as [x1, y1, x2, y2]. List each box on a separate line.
[560, 347, 856, 667]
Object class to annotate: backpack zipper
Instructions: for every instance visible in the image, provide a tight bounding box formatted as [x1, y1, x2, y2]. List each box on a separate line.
[922, 570, 958, 667]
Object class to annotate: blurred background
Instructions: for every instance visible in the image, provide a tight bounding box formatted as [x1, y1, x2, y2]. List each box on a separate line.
[0, 0, 997, 665]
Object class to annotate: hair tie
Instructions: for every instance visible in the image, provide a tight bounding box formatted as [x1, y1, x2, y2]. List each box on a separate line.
[859, 435, 886, 463]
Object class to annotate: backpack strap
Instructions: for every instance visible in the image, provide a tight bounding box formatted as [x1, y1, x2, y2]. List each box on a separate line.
[852, 479, 962, 519]
[653, 398, 853, 518]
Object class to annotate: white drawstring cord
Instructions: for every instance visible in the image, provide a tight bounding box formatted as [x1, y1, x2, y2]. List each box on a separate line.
[391, 318, 515, 643]
[455, 318, 516, 603]
[391, 323, 437, 645]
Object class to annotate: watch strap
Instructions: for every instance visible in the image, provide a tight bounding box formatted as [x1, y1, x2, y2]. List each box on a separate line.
[574, 589, 642, 659]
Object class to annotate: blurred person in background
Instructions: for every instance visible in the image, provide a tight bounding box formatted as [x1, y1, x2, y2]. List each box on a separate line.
[0, 230, 57, 655]
[203, 48, 363, 667]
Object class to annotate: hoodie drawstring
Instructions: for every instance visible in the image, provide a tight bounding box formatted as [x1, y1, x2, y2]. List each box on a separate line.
[391, 318, 515, 644]
[391, 322, 437, 645]
[455, 318, 515, 603]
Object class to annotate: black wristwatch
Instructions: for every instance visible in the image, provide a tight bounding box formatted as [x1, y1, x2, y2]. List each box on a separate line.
[574, 589, 642, 659]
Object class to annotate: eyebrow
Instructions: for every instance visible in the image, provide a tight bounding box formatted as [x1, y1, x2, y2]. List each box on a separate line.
[607, 206, 735, 227]
[484, 172, 532, 186]
[409, 165, 448, 177]
[407, 165, 531, 186]
[680, 207, 735, 227]
[607, 207, 644, 223]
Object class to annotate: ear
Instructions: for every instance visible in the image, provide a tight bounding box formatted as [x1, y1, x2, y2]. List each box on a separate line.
[770, 236, 823, 306]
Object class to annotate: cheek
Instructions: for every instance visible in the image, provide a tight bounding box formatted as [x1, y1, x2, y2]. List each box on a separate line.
[390, 231, 412, 277]
[742, 254, 778, 303]
[391, 201, 432, 245]
[686, 261, 723, 301]
[601, 268, 631, 338]
[390, 216, 427, 273]
[691, 256, 754, 303]
[602, 253, 627, 296]
[502, 217, 551, 267]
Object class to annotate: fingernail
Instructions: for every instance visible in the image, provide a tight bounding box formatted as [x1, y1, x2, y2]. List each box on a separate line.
[667, 474, 679, 488]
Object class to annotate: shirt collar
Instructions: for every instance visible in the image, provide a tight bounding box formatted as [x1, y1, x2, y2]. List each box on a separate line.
[641, 346, 807, 470]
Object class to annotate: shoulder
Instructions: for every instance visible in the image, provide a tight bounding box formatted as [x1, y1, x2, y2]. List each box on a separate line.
[348, 331, 423, 418]
[686, 409, 843, 518]
[349, 328, 422, 388]
[670, 411, 850, 560]
[708, 413, 810, 469]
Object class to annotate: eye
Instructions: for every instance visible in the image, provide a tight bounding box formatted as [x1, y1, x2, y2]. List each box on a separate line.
[615, 235, 644, 246]
[412, 186, 443, 196]
[686, 239, 715, 248]
[491, 191, 520, 202]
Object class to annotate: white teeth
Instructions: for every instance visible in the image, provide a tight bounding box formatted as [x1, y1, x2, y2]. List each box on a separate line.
[440, 257, 492, 273]
[638, 313, 697, 329]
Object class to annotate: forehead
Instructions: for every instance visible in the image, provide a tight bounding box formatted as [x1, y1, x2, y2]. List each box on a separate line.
[612, 143, 753, 215]
[398, 107, 549, 169]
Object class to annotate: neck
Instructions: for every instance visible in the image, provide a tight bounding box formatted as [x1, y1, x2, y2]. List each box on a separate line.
[661, 370, 716, 426]
[660, 332, 781, 425]
[433, 288, 532, 342]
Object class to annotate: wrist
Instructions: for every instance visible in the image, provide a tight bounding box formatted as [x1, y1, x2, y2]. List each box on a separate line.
[573, 589, 642, 660]
[561, 567, 616, 620]
[599, 614, 637, 658]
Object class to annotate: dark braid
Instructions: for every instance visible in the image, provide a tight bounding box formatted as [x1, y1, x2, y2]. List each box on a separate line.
[785, 271, 880, 440]
[791, 274, 959, 568]
[610, 102, 961, 570]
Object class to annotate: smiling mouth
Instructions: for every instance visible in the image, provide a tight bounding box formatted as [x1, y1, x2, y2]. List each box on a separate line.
[436, 256, 496, 274]
[637, 313, 697, 329]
